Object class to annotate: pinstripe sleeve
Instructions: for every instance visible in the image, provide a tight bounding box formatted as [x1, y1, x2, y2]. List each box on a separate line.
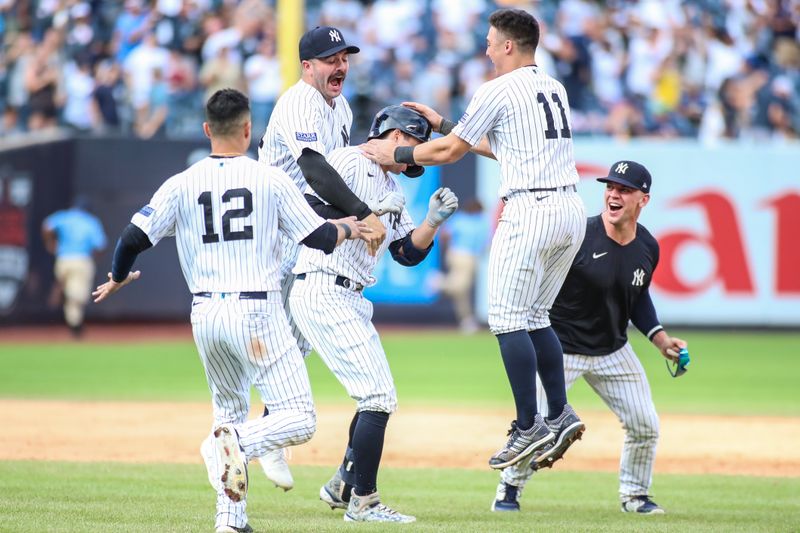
[451, 80, 504, 146]
[272, 168, 326, 243]
[131, 174, 181, 246]
[276, 95, 328, 161]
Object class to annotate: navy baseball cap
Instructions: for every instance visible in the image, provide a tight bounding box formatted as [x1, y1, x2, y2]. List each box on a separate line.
[299, 26, 360, 61]
[597, 160, 652, 193]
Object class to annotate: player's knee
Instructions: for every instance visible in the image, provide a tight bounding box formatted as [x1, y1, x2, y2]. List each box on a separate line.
[628, 412, 659, 442]
[296, 411, 317, 444]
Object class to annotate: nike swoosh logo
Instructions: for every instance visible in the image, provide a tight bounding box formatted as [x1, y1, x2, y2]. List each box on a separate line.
[535, 195, 550, 201]
[367, 173, 375, 177]
[592, 252, 608, 259]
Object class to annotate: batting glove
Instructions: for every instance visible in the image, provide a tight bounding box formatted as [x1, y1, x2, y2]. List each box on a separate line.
[426, 187, 459, 227]
[367, 191, 406, 216]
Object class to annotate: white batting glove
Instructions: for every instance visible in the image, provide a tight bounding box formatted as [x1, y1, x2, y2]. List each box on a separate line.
[367, 191, 406, 216]
[425, 187, 459, 227]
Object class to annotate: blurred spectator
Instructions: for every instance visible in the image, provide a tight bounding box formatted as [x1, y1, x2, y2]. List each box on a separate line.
[123, 31, 169, 133]
[244, 37, 281, 142]
[199, 44, 244, 103]
[437, 198, 490, 334]
[92, 60, 123, 133]
[62, 57, 97, 132]
[42, 196, 107, 338]
[24, 29, 63, 131]
[112, 0, 153, 64]
[135, 66, 169, 138]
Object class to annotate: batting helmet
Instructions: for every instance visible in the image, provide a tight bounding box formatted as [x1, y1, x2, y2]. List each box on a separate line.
[368, 105, 431, 178]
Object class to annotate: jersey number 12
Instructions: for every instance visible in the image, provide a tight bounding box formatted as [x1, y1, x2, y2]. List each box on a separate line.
[197, 188, 253, 243]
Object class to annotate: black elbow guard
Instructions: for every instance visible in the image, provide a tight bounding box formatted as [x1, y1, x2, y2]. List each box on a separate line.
[389, 233, 432, 266]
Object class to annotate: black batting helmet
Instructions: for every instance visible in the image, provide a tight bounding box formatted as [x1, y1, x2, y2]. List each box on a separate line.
[368, 105, 431, 177]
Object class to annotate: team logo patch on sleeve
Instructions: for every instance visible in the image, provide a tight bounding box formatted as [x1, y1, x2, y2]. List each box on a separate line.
[138, 205, 154, 217]
[295, 132, 318, 142]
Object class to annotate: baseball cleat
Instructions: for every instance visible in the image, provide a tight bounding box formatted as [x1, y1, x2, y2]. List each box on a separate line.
[344, 491, 416, 523]
[213, 424, 248, 503]
[621, 495, 665, 514]
[491, 482, 521, 512]
[489, 415, 555, 470]
[319, 469, 349, 510]
[259, 448, 294, 491]
[533, 404, 585, 468]
[215, 524, 254, 533]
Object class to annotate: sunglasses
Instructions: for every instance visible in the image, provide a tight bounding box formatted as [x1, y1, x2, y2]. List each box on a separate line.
[666, 348, 691, 378]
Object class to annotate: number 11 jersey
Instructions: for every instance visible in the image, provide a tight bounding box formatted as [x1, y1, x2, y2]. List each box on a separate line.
[131, 155, 325, 293]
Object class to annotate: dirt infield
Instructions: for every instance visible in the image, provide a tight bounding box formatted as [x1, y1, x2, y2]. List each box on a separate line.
[3, 399, 799, 477]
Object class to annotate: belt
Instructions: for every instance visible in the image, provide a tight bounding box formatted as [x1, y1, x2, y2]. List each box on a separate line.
[528, 185, 577, 193]
[502, 184, 577, 203]
[193, 291, 269, 300]
[295, 273, 364, 292]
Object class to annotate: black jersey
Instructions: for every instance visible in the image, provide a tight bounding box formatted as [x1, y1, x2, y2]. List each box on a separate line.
[550, 215, 660, 355]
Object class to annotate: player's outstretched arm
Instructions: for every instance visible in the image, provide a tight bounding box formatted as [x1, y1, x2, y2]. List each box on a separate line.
[93, 271, 141, 303]
[402, 101, 495, 160]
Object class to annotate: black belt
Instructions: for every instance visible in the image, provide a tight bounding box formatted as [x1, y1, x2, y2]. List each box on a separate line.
[193, 291, 269, 299]
[295, 273, 364, 292]
[528, 185, 577, 193]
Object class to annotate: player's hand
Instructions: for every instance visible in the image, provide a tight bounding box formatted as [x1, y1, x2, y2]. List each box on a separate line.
[92, 271, 141, 303]
[362, 213, 386, 256]
[367, 191, 405, 216]
[360, 140, 396, 167]
[425, 187, 459, 227]
[655, 333, 687, 363]
[402, 101, 444, 132]
[332, 216, 370, 242]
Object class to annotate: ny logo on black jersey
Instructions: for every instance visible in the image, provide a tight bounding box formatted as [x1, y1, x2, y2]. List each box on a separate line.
[632, 268, 645, 286]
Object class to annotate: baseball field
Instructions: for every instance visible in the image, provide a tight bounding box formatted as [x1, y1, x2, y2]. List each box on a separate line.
[1, 325, 798, 532]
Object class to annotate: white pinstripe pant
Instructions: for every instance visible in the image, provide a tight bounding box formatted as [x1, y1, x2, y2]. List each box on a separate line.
[501, 342, 660, 499]
[488, 190, 585, 334]
[191, 292, 316, 527]
[289, 271, 397, 414]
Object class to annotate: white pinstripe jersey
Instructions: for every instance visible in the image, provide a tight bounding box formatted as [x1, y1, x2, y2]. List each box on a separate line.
[452, 66, 579, 197]
[257, 79, 353, 192]
[131, 155, 326, 293]
[293, 147, 415, 286]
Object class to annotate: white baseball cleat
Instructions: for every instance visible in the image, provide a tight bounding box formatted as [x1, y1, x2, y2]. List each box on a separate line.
[259, 448, 294, 491]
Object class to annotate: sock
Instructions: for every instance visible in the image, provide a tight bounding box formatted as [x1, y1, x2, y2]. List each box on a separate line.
[529, 327, 567, 418]
[497, 330, 538, 430]
[339, 412, 359, 489]
[352, 410, 390, 496]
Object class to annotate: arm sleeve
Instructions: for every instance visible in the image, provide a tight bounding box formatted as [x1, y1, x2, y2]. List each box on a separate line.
[297, 148, 372, 220]
[305, 193, 349, 219]
[388, 232, 433, 267]
[111, 223, 153, 282]
[300, 221, 338, 255]
[631, 288, 663, 340]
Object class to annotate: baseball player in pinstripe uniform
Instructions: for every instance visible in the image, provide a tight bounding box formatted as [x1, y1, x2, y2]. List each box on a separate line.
[92, 89, 368, 533]
[256, 26, 390, 490]
[364, 8, 587, 471]
[290, 105, 458, 523]
[493, 161, 688, 515]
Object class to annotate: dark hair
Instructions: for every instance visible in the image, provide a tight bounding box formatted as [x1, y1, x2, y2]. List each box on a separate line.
[205, 88, 250, 137]
[488, 8, 540, 53]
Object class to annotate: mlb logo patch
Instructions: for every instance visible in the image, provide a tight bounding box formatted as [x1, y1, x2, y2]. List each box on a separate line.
[138, 205, 154, 217]
[295, 132, 318, 142]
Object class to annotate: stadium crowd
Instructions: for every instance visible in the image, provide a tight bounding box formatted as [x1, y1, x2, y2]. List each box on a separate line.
[0, 0, 798, 143]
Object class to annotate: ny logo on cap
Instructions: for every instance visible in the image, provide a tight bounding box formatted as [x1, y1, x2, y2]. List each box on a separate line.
[329, 29, 341, 42]
[615, 162, 629, 174]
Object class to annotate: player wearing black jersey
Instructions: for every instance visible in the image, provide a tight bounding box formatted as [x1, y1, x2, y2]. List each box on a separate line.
[492, 160, 687, 515]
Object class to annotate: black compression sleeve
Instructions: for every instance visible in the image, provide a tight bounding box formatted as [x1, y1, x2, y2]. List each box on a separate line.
[388, 232, 433, 266]
[297, 148, 372, 220]
[631, 288, 664, 341]
[304, 193, 349, 219]
[111, 224, 153, 282]
[300, 222, 338, 255]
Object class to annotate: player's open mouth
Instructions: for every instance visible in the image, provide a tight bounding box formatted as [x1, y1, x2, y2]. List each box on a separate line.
[329, 75, 344, 90]
[608, 202, 623, 213]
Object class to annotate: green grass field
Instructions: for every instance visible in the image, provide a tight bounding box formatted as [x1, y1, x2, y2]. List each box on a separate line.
[1, 329, 799, 532]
